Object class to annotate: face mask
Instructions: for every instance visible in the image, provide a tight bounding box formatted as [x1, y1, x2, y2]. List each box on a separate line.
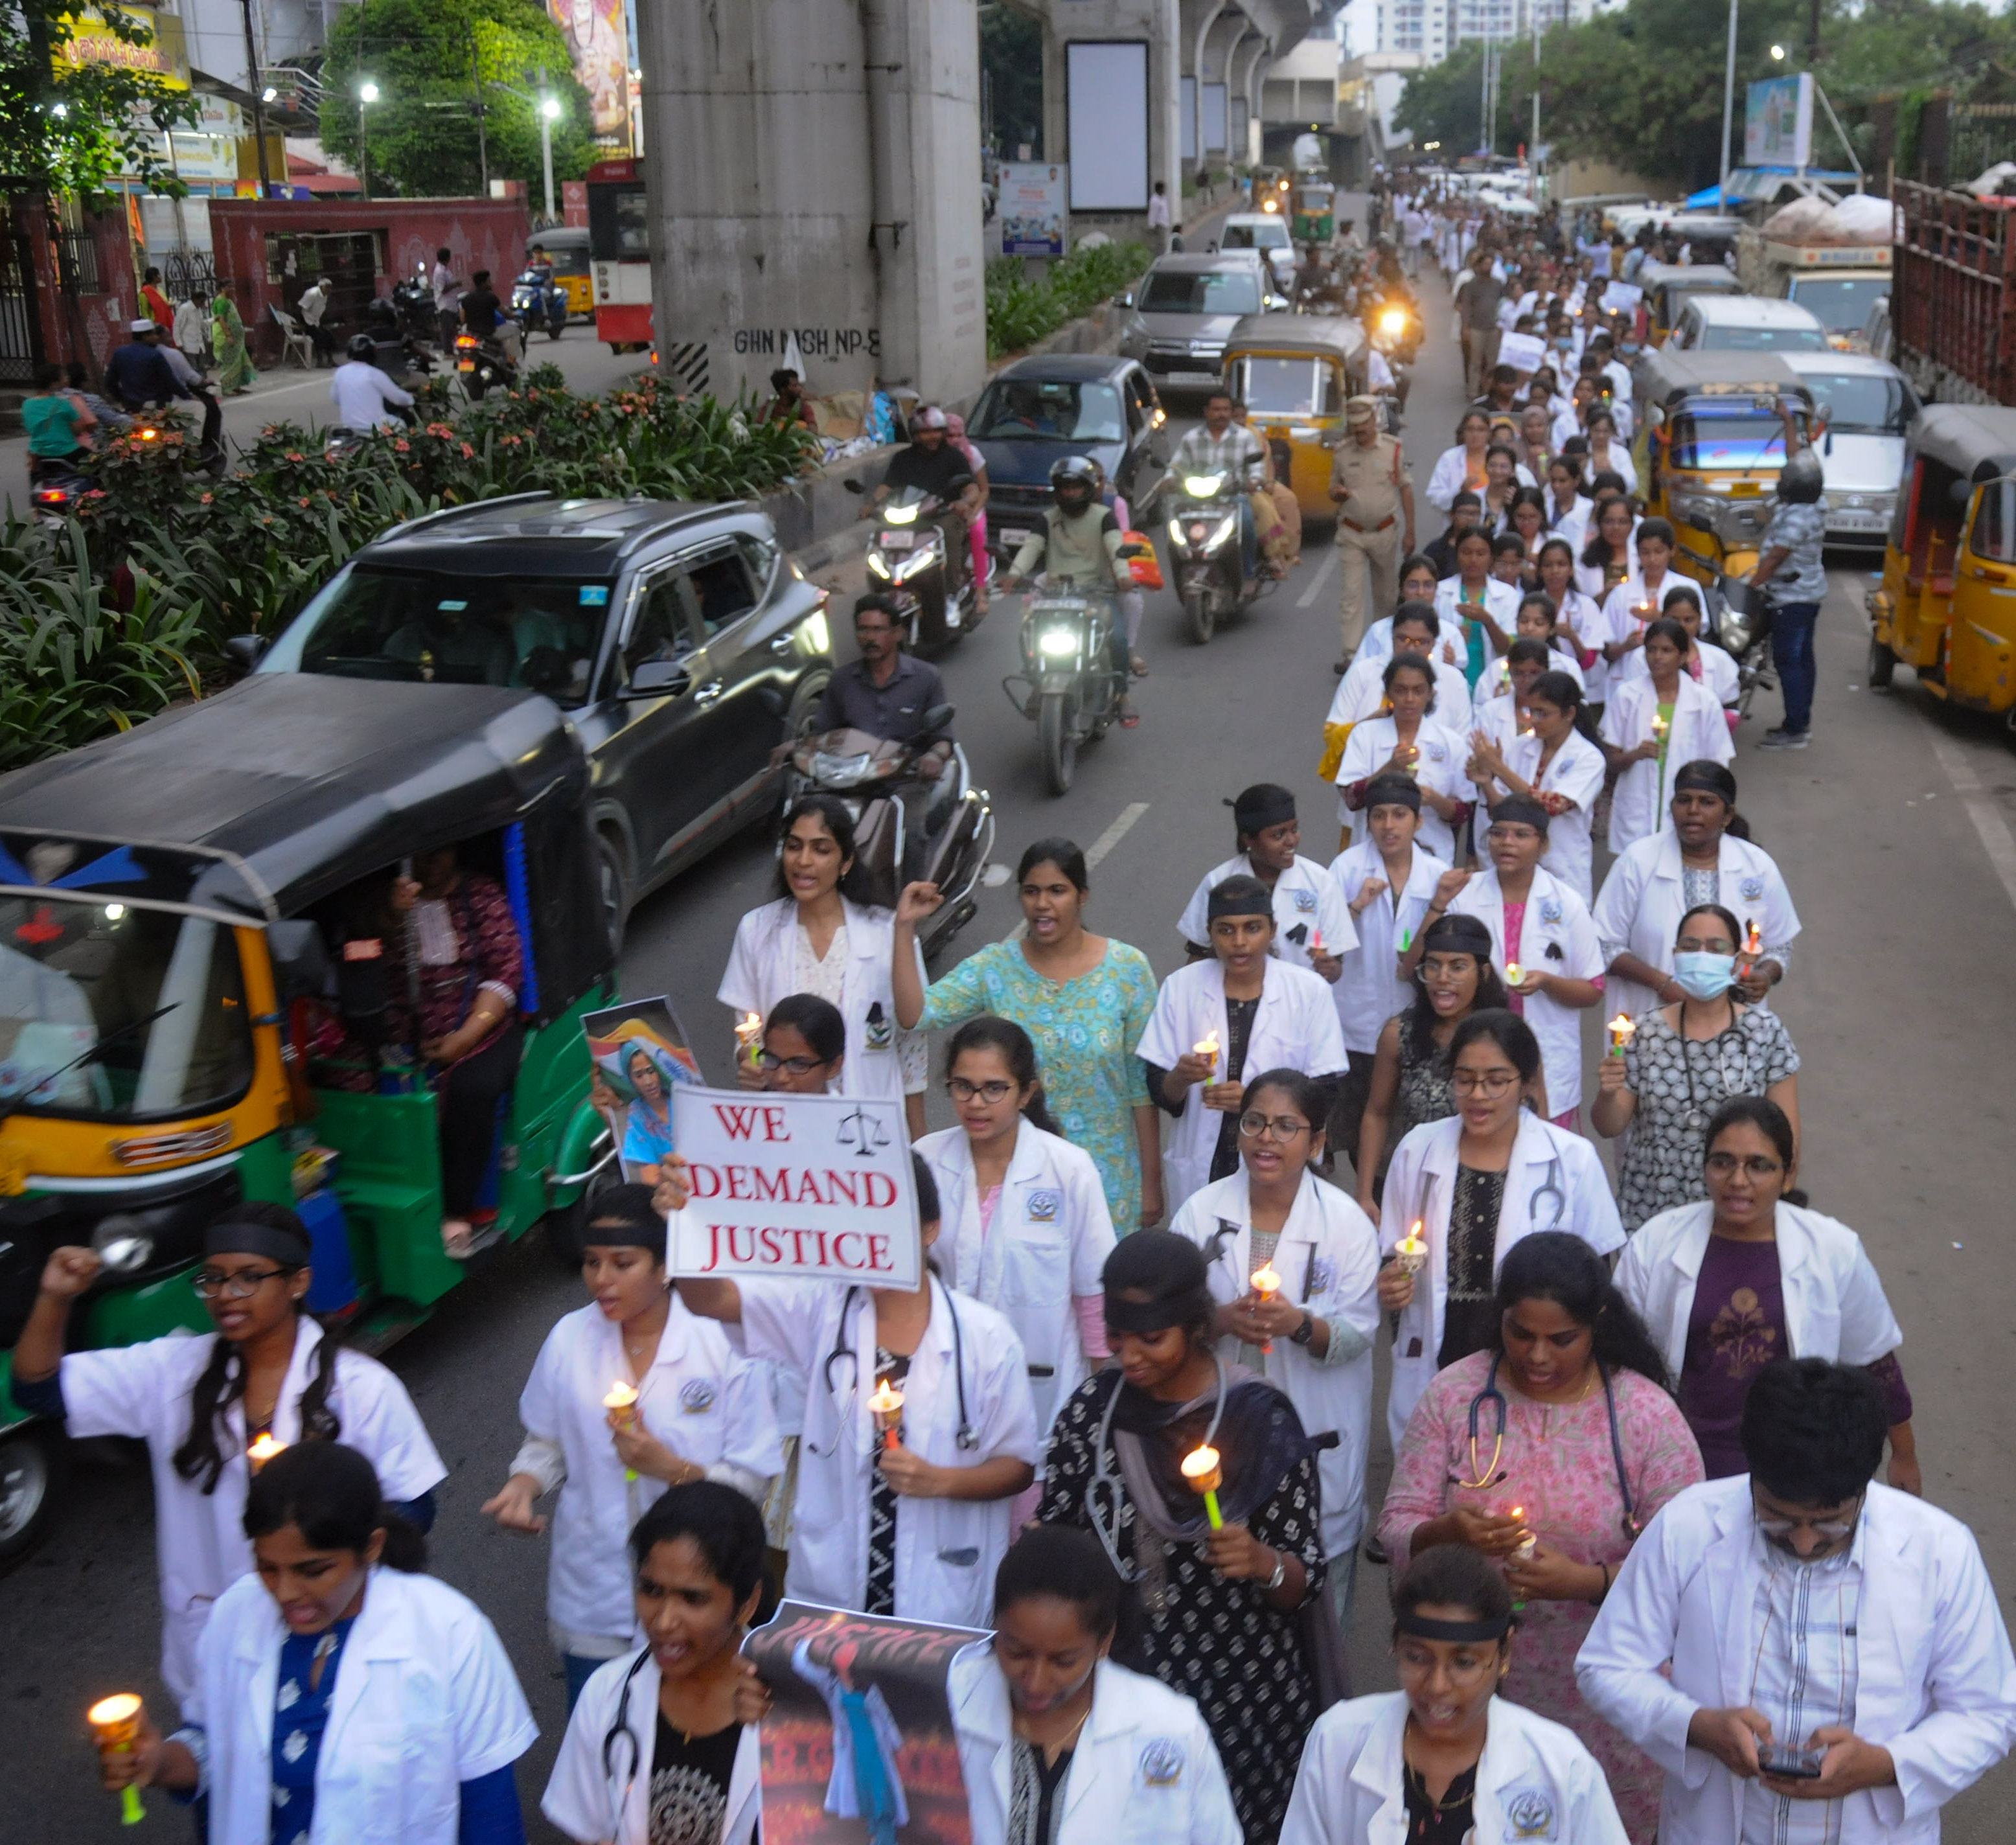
[1620, 341, 1640, 356]
[1672, 951, 1737, 1000]
[1553, 336, 1572, 350]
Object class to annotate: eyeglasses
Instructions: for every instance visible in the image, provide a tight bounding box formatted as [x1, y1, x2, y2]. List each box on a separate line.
[1753, 1492, 1862, 1541]
[191, 1266, 295, 1300]
[1706, 1152, 1783, 1179]
[1450, 1070, 1519, 1097]
[757, 1049, 826, 1076]
[1238, 1112, 1311, 1141]
[947, 1077, 1016, 1104]
[1394, 1643, 1500, 1682]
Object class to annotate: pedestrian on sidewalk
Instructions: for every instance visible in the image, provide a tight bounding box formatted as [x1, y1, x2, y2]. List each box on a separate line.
[1149, 179, 1173, 253]
[140, 266, 173, 331]
[209, 289, 257, 395]
[1329, 395, 1414, 670]
[431, 246, 462, 349]
[1750, 432, 1827, 750]
[173, 287, 209, 370]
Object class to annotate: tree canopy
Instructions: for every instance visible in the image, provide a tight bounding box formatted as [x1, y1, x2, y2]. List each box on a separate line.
[319, 0, 597, 200]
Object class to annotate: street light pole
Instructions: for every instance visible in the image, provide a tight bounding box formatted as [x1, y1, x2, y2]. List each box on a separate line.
[1719, 0, 1739, 203]
[539, 81, 560, 225]
[358, 80, 378, 200]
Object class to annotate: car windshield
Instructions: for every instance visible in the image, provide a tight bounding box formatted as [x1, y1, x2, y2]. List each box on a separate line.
[1140, 271, 1264, 316]
[1235, 356, 1341, 417]
[1697, 321, 1829, 352]
[1224, 222, 1290, 250]
[0, 897, 251, 1121]
[1787, 275, 1889, 334]
[1668, 411, 1793, 470]
[967, 380, 1127, 442]
[263, 565, 612, 705]
[1800, 372, 1914, 435]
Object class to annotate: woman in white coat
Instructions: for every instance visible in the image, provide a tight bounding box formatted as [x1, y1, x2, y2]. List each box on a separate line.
[1377, 1011, 1623, 1450]
[544, 1483, 769, 1845]
[102, 1443, 536, 1845]
[1599, 619, 1734, 855]
[1280, 1544, 1627, 1845]
[1433, 528, 1523, 680]
[10, 1204, 444, 1706]
[718, 796, 928, 1135]
[1136, 874, 1349, 1215]
[1592, 759, 1800, 1022]
[1334, 656, 1472, 864]
[1173, 1068, 1380, 1625]
[1465, 670, 1607, 902]
[482, 1184, 781, 1707]
[1329, 602, 1473, 741]
[670, 1154, 1039, 1630]
[1610, 581, 1739, 708]
[1175, 783, 1357, 979]
[950, 1526, 1241, 1845]
[1615, 1096, 1920, 1488]
[1425, 410, 1536, 512]
[915, 1015, 1116, 1441]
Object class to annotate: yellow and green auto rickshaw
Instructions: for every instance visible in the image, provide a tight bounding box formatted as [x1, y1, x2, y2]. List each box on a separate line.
[1221, 312, 1369, 521]
[0, 674, 617, 1561]
[534, 225, 595, 322]
[1635, 349, 1816, 587]
[1292, 179, 1335, 244]
[1639, 260, 1745, 346]
[1868, 404, 2016, 723]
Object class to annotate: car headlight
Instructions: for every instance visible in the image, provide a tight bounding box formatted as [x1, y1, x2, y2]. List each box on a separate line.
[1184, 474, 1225, 497]
[1038, 627, 1079, 658]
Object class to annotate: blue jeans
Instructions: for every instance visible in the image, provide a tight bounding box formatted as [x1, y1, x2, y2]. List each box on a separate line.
[1772, 600, 1820, 733]
[564, 1651, 609, 1711]
[1237, 496, 1257, 579]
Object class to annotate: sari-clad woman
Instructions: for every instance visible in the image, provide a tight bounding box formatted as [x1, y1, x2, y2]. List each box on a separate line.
[211, 288, 257, 394]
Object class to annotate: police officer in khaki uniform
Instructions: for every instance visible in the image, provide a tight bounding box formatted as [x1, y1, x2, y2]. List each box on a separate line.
[1329, 395, 1415, 670]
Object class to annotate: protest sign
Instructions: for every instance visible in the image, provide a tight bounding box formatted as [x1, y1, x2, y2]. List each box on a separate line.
[1601, 280, 1643, 315]
[1496, 329, 1546, 374]
[669, 1087, 921, 1287]
[746, 1601, 983, 1845]
[582, 996, 703, 1180]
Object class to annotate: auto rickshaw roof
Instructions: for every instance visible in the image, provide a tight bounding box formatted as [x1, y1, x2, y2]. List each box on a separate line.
[1633, 349, 1813, 408]
[1908, 403, 2016, 483]
[1638, 262, 1745, 292]
[1222, 313, 1368, 364]
[0, 675, 588, 924]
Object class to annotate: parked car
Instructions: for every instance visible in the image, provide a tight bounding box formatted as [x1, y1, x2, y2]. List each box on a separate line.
[1782, 352, 1918, 545]
[240, 494, 834, 943]
[967, 354, 1172, 562]
[1215, 212, 1298, 290]
[1667, 293, 1830, 355]
[1117, 252, 1285, 393]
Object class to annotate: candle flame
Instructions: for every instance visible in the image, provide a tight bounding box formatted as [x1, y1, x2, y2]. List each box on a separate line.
[1193, 1029, 1220, 1058]
[1180, 1444, 1222, 1487]
[1251, 1262, 1282, 1298]
[867, 1377, 906, 1416]
[88, 1694, 143, 1729]
[603, 1381, 639, 1411]
[1399, 1219, 1427, 1251]
[1745, 921, 1761, 952]
[1506, 960, 1524, 983]
[737, 1011, 762, 1037]
[246, 1433, 286, 1469]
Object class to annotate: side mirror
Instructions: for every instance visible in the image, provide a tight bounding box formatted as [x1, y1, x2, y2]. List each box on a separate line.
[919, 703, 956, 733]
[266, 919, 332, 1003]
[626, 658, 689, 696]
[223, 634, 268, 677]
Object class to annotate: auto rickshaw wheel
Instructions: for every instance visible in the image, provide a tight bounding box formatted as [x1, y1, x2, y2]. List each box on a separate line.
[1867, 634, 1897, 689]
[0, 1423, 65, 1573]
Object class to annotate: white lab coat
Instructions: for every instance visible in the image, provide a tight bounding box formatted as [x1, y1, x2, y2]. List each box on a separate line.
[1618, 1200, 1903, 1380]
[1446, 865, 1605, 1116]
[1467, 722, 1607, 902]
[1173, 1169, 1381, 1553]
[544, 1645, 761, 1845]
[1280, 1690, 1629, 1845]
[1590, 831, 1802, 1024]
[516, 1298, 782, 1644]
[1613, 635, 1740, 707]
[718, 897, 926, 1101]
[1335, 714, 1472, 864]
[1176, 853, 1359, 973]
[1596, 572, 1680, 681]
[914, 1119, 1116, 1434]
[1476, 644, 1586, 701]
[60, 1320, 445, 1702]
[1327, 651, 1474, 737]
[1327, 840, 1450, 1054]
[1380, 1112, 1623, 1450]
[1546, 494, 1594, 553]
[1135, 957, 1350, 1214]
[1355, 610, 1471, 665]
[1576, 1478, 2016, 1845]
[1583, 441, 1637, 493]
[1433, 574, 1524, 646]
[1425, 446, 1537, 510]
[950, 1650, 1242, 1845]
[189, 1566, 536, 1845]
[1599, 675, 1734, 854]
[732, 1272, 1038, 1628]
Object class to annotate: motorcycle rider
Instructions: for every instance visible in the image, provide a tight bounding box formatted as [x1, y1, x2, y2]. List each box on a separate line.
[860, 405, 981, 606]
[460, 268, 521, 365]
[330, 332, 418, 433]
[156, 328, 224, 460]
[520, 244, 567, 332]
[102, 319, 191, 414]
[999, 454, 1143, 728]
[1169, 388, 1268, 586]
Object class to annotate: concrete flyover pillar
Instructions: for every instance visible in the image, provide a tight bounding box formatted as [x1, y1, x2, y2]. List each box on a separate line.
[635, 0, 985, 407]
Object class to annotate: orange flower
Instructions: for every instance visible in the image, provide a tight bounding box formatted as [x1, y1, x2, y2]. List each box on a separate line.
[395, 439, 410, 452]
[460, 442, 474, 458]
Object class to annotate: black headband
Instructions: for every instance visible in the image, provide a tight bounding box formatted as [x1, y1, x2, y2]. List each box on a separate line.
[1671, 759, 1737, 803]
[581, 1214, 666, 1257]
[1489, 795, 1552, 836]
[1395, 1611, 1513, 1643]
[1103, 1287, 1213, 1335]
[1229, 783, 1297, 834]
[1362, 775, 1422, 815]
[203, 1220, 312, 1266]
[1206, 880, 1273, 922]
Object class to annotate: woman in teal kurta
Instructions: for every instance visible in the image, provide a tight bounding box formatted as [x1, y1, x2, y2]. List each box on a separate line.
[892, 840, 1163, 1230]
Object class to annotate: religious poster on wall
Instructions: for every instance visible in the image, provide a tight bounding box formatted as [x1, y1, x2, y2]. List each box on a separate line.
[546, 0, 630, 142]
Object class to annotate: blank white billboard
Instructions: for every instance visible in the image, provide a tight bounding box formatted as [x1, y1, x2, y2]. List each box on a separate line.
[1182, 75, 1197, 160]
[1067, 41, 1149, 210]
[1203, 82, 1228, 152]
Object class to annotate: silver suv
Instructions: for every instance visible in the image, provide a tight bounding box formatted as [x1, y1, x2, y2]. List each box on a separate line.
[1117, 252, 1280, 391]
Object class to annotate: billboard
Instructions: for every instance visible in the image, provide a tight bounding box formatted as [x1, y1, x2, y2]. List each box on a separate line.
[545, 0, 630, 143]
[1066, 41, 1149, 211]
[998, 163, 1068, 257]
[1744, 74, 1814, 170]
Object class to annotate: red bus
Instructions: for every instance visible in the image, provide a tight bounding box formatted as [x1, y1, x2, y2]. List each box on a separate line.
[586, 157, 653, 351]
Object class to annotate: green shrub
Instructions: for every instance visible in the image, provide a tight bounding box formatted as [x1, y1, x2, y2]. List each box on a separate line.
[986, 241, 1151, 360]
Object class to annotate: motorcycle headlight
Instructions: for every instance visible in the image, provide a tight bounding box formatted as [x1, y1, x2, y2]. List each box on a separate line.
[1184, 474, 1225, 498]
[1378, 308, 1407, 338]
[891, 545, 938, 581]
[1719, 609, 1756, 652]
[1038, 627, 1079, 658]
[882, 502, 920, 525]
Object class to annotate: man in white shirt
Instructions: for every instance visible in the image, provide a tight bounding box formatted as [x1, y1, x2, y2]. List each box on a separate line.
[1147, 179, 1173, 251]
[430, 245, 462, 348]
[1579, 1358, 2016, 1845]
[172, 290, 210, 370]
[1171, 389, 1268, 580]
[330, 334, 416, 432]
[296, 277, 335, 366]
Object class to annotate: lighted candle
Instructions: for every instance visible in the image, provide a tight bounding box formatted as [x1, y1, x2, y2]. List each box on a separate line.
[1739, 919, 1763, 980]
[1180, 1444, 1224, 1529]
[1508, 1504, 1537, 1561]
[1395, 1220, 1428, 1276]
[246, 1433, 286, 1473]
[1650, 711, 1669, 742]
[1250, 1261, 1283, 1353]
[735, 1011, 764, 1068]
[1309, 926, 1324, 956]
[1506, 959, 1524, 986]
[604, 1381, 641, 1482]
[1607, 1014, 1636, 1057]
[1193, 1029, 1220, 1082]
[87, 1693, 147, 1826]
[867, 1376, 906, 1449]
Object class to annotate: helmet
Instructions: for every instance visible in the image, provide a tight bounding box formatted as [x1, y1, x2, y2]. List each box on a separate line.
[1049, 455, 1099, 510]
[346, 333, 378, 362]
[1775, 449, 1824, 505]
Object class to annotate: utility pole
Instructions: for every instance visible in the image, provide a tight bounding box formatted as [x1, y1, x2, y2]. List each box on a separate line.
[239, 0, 271, 193]
[471, 27, 490, 194]
[1719, 0, 1739, 203]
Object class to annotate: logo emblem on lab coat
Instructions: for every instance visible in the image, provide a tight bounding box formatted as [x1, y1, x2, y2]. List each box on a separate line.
[680, 1378, 718, 1413]
[1025, 1188, 1062, 1222]
[1506, 1789, 1557, 1838]
[1307, 1257, 1334, 1296]
[1538, 897, 1563, 926]
[1139, 1739, 1185, 1785]
[1741, 876, 1765, 901]
[1292, 887, 1317, 912]
[1425, 741, 1448, 761]
[864, 1002, 894, 1051]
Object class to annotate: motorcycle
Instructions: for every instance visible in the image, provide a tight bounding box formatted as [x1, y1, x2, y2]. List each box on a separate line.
[1366, 291, 1422, 413]
[511, 271, 569, 341]
[784, 715, 994, 961]
[1164, 470, 1253, 644]
[1706, 571, 1776, 720]
[392, 272, 439, 340]
[1000, 583, 1125, 796]
[850, 483, 987, 652]
[455, 330, 518, 400]
[28, 455, 88, 529]
[364, 296, 437, 383]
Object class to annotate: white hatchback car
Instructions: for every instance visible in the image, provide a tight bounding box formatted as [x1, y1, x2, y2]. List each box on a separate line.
[1215, 212, 1298, 290]
[1782, 351, 1919, 545]
[1668, 294, 1830, 354]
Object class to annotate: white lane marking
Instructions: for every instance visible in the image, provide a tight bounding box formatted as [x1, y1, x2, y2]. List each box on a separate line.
[1003, 801, 1150, 941]
[1296, 547, 1337, 608]
[1928, 732, 2016, 916]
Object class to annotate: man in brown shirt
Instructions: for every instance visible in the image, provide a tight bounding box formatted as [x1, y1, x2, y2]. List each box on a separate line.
[1329, 395, 1415, 669]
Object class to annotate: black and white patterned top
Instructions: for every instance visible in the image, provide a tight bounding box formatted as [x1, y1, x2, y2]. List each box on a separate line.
[1036, 1370, 1327, 1845]
[1617, 1007, 1800, 1232]
[865, 1346, 911, 1615]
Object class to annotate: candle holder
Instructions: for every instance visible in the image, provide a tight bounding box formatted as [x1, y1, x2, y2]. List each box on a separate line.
[1505, 959, 1524, 987]
[1180, 1445, 1224, 1530]
[867, 1377, 906, 1450]
[1192, 1030, 1220, 1085]
[603, 1381, 640, 1482]
[1250, 1262, 1282, 1353]
[87, 1693, 147, 1826]
[1607, 1014, 1636, 1057]
[1395, 1220, 1428, 1277]
[735, 1011, 764, 1070]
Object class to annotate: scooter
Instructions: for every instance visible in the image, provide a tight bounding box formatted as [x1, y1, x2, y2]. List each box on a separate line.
[511, 271, 568, 340]
[28, 455, 88, 529]
[784, 715, 994, 961]
[455, 330, 518, 400]
[1000, 582, 1126, 796]
[849, 483, 987, 652]
[1707, 571, 1776, 720]
[1164, 470, 1255, 644]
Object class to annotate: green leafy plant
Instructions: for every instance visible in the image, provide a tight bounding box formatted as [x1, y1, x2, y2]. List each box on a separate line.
[987, 241, 1150, 360]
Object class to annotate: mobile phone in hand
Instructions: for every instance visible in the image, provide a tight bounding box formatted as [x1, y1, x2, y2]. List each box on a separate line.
[1758, 1742, 1824, 1780]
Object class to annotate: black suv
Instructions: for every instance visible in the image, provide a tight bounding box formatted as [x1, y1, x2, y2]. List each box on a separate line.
[247, 494, 834, 938]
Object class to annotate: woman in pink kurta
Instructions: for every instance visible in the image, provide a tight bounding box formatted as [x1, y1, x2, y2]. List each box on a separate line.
[1377, 1230, 1702, 1844]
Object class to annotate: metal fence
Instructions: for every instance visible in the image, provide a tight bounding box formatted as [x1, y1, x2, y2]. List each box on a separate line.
[156, 245, 220, 301]
[0, 233, 41, 384]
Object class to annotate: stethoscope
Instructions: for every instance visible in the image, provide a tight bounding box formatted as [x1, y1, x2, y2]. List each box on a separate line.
[1084, 1349, 1229, 1585]
[1460, 1351, 1643, 1539]
[807, 1274, 977, 1458]
[601, 1647, 653, 1789]
[1529, 1154, 1566, 1233]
